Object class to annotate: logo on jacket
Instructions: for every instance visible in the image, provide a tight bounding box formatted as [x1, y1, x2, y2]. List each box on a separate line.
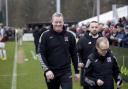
[107, 57, 112, 63]
[94, 59, 98, 62]
[64, 36, 68, 42]
[88, 42, 92, 44]
[49, 36, 54, 39]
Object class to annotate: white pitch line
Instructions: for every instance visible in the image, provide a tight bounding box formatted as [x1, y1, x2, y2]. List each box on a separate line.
[31, 50, 37, 60]
[11, 32, 18, 89]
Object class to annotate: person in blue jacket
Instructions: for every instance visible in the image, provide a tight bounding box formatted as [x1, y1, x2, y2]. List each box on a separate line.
[120, 25, 128, 48]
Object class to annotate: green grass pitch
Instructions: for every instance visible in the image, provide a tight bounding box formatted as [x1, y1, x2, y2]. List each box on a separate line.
[0, 41, 127, 89]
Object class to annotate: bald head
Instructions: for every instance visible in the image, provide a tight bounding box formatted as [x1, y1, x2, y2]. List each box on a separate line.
[96, 37, 109, 56]
[96, 37, 109, 48]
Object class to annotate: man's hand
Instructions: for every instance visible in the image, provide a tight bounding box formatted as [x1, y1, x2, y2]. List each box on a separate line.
[78, 62, 84, 68]
[46, 70, 54, 80]
[97, 79, 104, 86]
[74, 74, 80, 80]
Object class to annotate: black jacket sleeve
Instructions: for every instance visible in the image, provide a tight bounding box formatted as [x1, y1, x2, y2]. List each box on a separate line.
[84, 58, 97, 86]
[38, 32, 50, 72]
[112, 55, 123, 83]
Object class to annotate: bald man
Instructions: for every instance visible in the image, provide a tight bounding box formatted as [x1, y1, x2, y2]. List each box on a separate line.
[83, 37, 123, 89]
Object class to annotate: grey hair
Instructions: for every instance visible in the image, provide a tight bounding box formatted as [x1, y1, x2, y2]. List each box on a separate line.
[52, 12, 63, 19]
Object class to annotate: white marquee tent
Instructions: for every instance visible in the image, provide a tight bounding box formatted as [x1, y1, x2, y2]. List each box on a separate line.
[78, 6, 128, 26]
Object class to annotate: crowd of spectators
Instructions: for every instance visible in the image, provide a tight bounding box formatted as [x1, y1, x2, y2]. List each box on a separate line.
[69, 16, 128, 48]
[1, 16, 128, 48]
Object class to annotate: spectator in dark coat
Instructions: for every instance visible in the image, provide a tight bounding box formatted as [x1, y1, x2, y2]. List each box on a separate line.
[33, 26, 46, 54]
[119, 25, 128, 48]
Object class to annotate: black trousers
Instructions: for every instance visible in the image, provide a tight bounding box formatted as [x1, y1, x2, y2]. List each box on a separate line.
[83, 86, 90, 89]
[45, 72, 72, 89]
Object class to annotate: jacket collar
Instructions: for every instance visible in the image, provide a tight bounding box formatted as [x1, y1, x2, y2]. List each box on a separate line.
[89, 33, 99, 38]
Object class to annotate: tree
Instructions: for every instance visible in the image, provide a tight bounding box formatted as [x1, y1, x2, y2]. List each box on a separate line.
[7, 0, 128, 27]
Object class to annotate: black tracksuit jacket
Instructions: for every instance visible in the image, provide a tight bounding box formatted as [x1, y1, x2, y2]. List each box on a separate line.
[84, 49, 122, 89]
[77, 32, 102, 64]
[38, 26, 79, 75]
